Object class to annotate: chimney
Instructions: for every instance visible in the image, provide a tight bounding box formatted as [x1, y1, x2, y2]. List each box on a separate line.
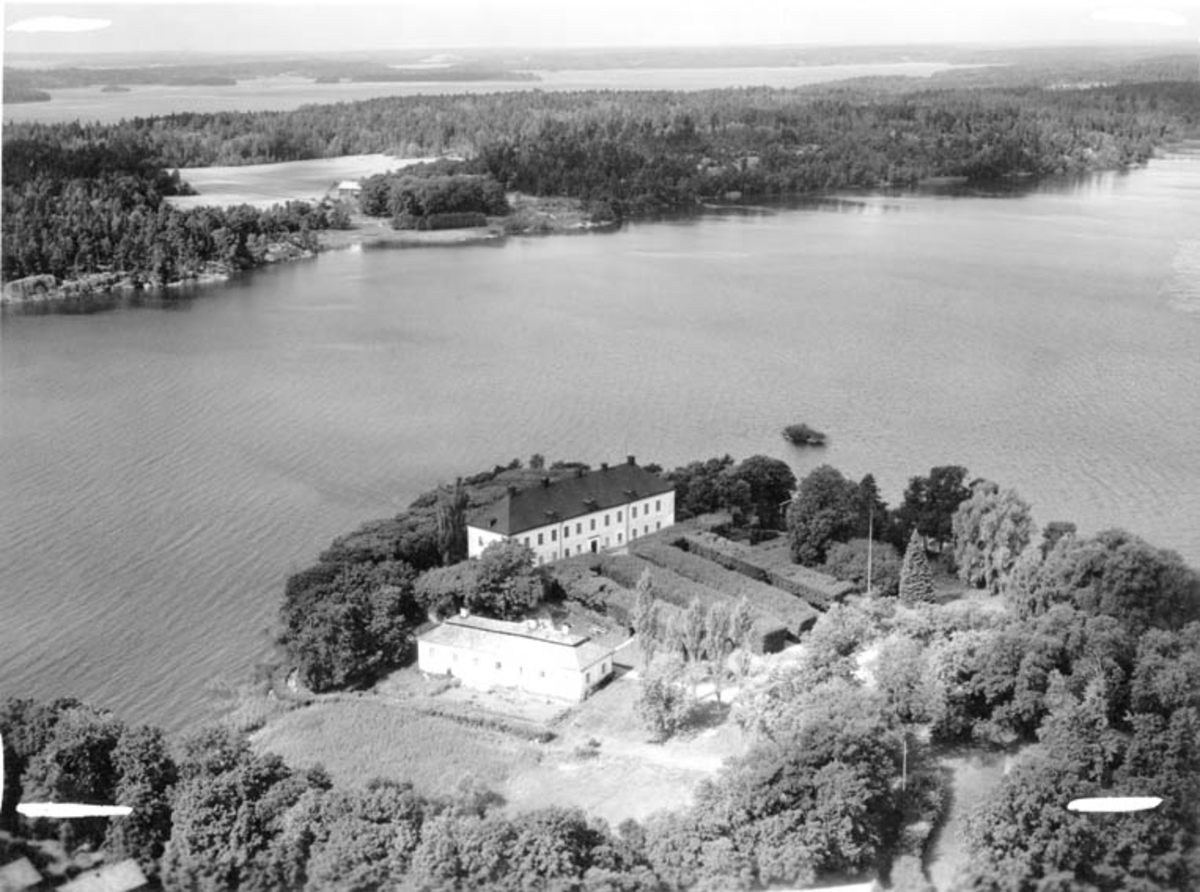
[600, 462, 609, 471]
[627, 455, 636, 466]
[542, 477, 551, 488]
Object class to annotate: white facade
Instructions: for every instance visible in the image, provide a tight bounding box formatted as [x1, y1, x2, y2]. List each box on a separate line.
[473, 491, 676, 565]
[418, 615, 614, 701]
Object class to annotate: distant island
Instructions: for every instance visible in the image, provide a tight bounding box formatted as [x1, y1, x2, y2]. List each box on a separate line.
[782, 423, 827, 446]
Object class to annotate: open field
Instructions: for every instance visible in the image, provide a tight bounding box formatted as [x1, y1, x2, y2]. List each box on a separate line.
[249, 696, 544, 796]
[252, 651, 755, 826]
[167, 154, 425, 209]
[503, 670, 745, 825]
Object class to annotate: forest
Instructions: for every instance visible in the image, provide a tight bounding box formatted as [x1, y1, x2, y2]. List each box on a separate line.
[4, 450, 1199, 891]
[5, 77, 1198, 290]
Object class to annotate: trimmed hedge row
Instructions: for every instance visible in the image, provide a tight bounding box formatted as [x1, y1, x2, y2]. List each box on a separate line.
[680, 531, 856, 608]
[580, 552, 787, 653]
[630, 539, 819, 635]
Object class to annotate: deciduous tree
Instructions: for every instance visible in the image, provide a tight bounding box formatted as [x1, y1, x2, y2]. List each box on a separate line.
[897, 465, 971, 553]
[951, 482, 1036, 594]
[786, 465, 860, 566]
[730, 455, 796, 530]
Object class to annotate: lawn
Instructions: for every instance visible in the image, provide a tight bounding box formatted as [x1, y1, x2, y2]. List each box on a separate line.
[502, 671, 745, 826]
[250, 697, 542, 797]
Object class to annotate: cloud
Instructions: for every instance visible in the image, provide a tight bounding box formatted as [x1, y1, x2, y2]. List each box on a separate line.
[6, 16, 113, 34]
[1090, 7, 1189, 27]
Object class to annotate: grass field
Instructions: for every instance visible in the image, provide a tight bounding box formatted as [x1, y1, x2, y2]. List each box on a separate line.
[167, 154, 426, 209]
[250, 662, 749, 827]
[250, 696, 543, 796]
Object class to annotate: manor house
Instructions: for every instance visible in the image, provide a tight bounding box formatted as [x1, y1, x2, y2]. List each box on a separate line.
[466, 456, 675, 565]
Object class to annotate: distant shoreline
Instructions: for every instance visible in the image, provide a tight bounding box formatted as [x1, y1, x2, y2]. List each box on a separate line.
[0, 201, 608, 307]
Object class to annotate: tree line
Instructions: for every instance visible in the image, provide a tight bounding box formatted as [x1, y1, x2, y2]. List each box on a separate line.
[5, 79, 1196, 287]
[1, 134, 352, 285]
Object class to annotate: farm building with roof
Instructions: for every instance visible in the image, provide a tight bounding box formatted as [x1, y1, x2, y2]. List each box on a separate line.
[418, 614, 614, 701]
[467, 456, 674, 565]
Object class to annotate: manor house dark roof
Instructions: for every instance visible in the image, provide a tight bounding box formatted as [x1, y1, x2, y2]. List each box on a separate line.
[467, 459, 673, 536]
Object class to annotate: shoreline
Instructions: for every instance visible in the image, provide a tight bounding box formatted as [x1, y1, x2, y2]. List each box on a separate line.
[0, 152, 1165, 309]
[0, 198, 609, 309]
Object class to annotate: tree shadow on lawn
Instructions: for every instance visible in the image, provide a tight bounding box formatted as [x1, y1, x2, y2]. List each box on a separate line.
[681, 700, 732, 738]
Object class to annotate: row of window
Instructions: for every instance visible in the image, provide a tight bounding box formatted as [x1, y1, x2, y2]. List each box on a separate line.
[528, 501, 666, 546]
[428, 648, 610, 686]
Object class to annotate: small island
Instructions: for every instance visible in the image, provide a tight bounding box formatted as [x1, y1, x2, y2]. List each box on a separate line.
[782, 422, 827, 445]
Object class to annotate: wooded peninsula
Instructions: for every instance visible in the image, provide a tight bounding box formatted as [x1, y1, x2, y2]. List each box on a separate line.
[4, 57, 1199, 302]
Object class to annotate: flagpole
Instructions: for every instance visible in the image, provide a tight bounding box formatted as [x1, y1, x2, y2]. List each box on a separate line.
[866, 508, 874, 595]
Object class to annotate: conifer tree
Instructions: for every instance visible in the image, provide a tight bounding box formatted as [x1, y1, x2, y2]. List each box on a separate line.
[899, 530, 935, 604]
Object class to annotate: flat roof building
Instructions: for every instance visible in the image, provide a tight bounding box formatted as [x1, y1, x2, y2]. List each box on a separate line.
[418, 614, 614, 701]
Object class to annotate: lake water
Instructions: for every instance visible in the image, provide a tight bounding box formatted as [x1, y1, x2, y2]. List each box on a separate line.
[2, 63, 966, 125]
[2, 151, 1198, 733]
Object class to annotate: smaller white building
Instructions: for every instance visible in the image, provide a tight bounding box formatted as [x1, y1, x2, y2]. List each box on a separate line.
[335, 180, 362, 201]
[418, 614, 614, 701]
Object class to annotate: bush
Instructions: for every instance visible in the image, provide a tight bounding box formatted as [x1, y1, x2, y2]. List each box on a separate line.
[823, 538, 902, 597]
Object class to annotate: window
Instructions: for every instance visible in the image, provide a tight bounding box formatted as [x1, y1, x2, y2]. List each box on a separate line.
[617, 510, 622, 522]
[630, 530, 637, 539]
[538, 532, 544, 545]
[645, 502, 651, 515]
[590, 519, 596, 531]
[656, 499, 662, 511]
[576, 523, 582, 534]
[551, 529, 557, 541]
[617, 533, 623, 543]
[540, 670, 546, 678]
[524, 537, 530, 546]
[496, 661, 502, 670]
[632, 506, 638, 518]
[644, 525, 649, 534]
[604, 514, 610, 526]
[478, 536, 483, 546]
[538, 555, 544, 565]
[563, 526, 569, 538]
[586, 671, 591, 684]
[656, 521, 662, 530]
[577, 544, 583, 554]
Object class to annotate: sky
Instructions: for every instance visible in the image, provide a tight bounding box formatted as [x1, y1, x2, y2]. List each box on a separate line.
[2, 0, 1198, 55]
